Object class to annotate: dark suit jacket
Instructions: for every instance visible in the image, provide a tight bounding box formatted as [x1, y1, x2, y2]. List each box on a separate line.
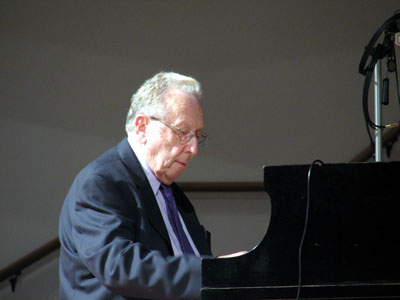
[59, 138, 212, 300]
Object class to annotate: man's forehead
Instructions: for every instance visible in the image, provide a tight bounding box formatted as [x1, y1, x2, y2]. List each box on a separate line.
[163, 93, 204, 130]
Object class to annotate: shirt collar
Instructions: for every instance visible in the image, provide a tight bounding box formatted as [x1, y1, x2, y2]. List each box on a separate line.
[127, 135, 161, 195]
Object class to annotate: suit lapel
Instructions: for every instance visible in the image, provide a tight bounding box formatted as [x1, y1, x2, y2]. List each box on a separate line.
[116, 138, 171, 248]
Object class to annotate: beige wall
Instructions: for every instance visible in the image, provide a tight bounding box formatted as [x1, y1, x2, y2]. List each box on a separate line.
[1, 1, 400, 297]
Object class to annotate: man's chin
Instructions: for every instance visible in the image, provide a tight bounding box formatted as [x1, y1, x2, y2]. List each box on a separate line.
[167, 169, 186, 184]
[157, 169, 184, 185]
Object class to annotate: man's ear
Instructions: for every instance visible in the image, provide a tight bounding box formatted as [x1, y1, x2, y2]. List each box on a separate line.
[135, 115, 149, 143]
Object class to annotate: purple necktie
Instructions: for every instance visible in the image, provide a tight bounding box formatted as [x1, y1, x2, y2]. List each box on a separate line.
[159, 184, 195, 254]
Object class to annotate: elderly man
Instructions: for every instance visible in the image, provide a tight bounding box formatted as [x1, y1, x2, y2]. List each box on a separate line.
[59, 72, 212, 300]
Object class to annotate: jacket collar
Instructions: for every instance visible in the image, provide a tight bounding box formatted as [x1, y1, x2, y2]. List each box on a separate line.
[117, 137, 171, 249]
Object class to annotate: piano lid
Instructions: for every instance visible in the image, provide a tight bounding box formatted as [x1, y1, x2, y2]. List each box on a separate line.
[202, 162, 400, 299]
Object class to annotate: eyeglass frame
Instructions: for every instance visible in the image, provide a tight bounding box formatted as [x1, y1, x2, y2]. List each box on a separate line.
[149, 116, 208, 146]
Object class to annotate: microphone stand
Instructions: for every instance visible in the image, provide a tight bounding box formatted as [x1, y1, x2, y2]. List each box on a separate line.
[374, 61, 382, 162]
[358, 11, 400, 162]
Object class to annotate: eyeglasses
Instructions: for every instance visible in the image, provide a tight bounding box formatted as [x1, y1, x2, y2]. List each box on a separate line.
[150, 117, 208, 146]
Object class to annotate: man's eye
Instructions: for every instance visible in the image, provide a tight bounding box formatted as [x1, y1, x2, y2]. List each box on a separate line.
[179, 128, 191, 136]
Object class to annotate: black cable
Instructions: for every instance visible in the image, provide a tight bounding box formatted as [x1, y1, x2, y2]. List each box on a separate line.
[362, 44, 387, 130]
[365, 120, 375, 155]
[296, 159, 324, 300]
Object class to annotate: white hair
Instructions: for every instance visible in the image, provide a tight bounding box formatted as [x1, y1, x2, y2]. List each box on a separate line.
[125, 72, 202, 134]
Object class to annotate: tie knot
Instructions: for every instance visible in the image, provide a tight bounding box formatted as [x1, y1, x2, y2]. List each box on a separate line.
[160, 183, 173, 200]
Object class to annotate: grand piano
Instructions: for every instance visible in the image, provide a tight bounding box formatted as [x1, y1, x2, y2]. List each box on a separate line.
[201, 162, 400, 299]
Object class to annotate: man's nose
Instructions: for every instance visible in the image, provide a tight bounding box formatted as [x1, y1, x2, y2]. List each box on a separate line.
[185, 136, 199, 156]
